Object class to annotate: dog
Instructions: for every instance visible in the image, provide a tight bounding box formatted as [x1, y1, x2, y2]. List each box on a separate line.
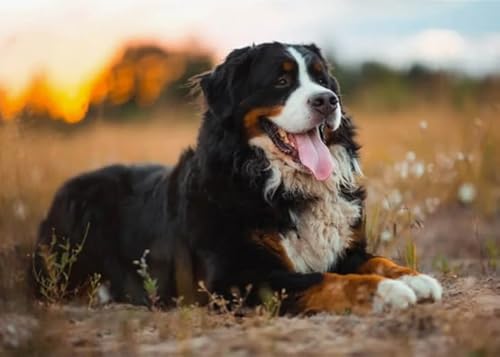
[32, 42, 442, 314]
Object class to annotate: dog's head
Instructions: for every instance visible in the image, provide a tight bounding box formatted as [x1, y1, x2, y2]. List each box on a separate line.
[195, 42, 349, 184]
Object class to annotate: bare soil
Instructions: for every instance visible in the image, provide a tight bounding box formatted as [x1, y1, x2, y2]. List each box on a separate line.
[0, 272, 499, 356]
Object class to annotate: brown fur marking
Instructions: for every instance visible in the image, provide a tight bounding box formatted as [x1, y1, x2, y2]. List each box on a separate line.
[358, 257, 417, 278]
[251, 232, 294, 271]
[312, 60, 324, 73]
[349, 217, 365, 245]
[322, 125, 336, 146]
[243, 106, 283, 138]
[299, 273, 383, 314]
[282, 61, 295, 72]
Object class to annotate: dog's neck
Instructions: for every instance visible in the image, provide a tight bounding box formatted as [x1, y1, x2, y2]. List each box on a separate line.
[260, 144, 360, 201]
[261, 145, 363, 273]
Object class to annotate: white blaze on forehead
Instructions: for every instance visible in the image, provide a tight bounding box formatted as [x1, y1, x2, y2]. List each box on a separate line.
[268, 46, 342, 133]
[288, 46, 328, 99]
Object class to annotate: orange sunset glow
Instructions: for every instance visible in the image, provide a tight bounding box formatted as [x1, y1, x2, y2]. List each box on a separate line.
[0, 75, 94, 123]
[0, 42, 210, 123]
[1, 1, 499, 123]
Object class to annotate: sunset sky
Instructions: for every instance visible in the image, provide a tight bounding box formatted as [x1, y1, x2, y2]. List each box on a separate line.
[1, 0, 499, 95]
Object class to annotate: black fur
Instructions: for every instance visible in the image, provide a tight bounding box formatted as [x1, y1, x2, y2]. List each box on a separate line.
[32, 42, 371, 311]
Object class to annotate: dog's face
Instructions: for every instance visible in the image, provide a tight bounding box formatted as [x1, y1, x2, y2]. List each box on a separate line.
[198, 42, 343, 182]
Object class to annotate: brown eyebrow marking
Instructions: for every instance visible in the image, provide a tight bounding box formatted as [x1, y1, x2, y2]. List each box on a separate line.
[282, 61, 295, 71]
[312, 60, 324, 73]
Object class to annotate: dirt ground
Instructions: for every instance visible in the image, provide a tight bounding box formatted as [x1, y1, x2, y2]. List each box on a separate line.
[1, 207, 500, 356]
[1, 273, 499, 356]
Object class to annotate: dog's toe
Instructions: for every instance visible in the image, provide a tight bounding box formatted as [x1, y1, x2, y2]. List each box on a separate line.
[399, 274, 443, 302]
[373, 279, 417, 312]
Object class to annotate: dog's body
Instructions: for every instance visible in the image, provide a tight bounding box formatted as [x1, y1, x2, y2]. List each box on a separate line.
[33, 42, 442, 313]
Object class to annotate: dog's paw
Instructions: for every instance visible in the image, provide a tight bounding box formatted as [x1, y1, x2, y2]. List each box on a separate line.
[398, 274, 443, 302]
[373, 279, 417, 312]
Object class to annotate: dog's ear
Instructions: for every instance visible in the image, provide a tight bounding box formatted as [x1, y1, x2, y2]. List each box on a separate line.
[194, 46, 253, 119]
[304, 43, 322, 58]
[327, 73, 341, 99]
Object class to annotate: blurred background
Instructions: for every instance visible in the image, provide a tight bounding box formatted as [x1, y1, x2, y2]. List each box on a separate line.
[1, 0, 500, 124]
[1, 0, 500, 300]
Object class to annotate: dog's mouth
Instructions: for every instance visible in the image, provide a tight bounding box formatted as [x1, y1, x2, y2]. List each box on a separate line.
[259, 119, 334, 181]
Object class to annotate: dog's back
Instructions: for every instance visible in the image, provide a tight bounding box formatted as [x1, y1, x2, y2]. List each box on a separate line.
[32, 164, 172, 304]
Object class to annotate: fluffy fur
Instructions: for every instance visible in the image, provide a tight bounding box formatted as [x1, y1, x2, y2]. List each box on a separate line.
[31, 42, 442, 313]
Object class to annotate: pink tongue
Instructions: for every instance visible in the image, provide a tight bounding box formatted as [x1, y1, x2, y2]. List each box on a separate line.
[292, 129, 334, 181]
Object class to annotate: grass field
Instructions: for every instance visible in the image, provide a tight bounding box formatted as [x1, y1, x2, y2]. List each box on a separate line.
[1, 104, 499, 355]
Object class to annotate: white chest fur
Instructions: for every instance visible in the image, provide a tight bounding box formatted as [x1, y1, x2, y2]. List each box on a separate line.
[250, 140, 363, 274]
[281, 189, 361, 273]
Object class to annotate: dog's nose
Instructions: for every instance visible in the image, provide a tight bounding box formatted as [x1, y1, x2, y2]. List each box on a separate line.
[308, 92, 338, 115]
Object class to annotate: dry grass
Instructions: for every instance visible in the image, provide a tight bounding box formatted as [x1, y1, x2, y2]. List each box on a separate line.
[0, 110, 197, 249]
[1, 104, 499, 355]
[355, 106, 500, 260]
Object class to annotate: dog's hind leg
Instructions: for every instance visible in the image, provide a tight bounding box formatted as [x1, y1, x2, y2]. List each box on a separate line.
[101, 256, 149, 306]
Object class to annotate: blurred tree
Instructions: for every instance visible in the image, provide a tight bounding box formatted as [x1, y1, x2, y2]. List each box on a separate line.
[326, 55, 362, 105]
[20, 72, 52, 120]
[1, 44, 499, 125]
[478, 75, 500, 106]
[357, 61, 411, 111]
[88, 44, 213, 120]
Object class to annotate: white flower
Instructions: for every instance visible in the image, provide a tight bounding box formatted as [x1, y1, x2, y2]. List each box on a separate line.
[425, 197, 440, 213]
[380, 230, 393, 242]
[458, 183, 476, 204]
[411, 161, 425, 178]
[456, 152, 465, 161]
[396, 161, 409, 179]
[412, 205, 424, 220]
[406, 151, 416, 162]
[397, 207, 408, 216]
[387, 190, 403, 207]
[419, 120, 428, 130]
[13, 200, 27, 220]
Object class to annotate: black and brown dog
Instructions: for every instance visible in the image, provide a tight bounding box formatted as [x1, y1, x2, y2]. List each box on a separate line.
[32, 42, 442, 314]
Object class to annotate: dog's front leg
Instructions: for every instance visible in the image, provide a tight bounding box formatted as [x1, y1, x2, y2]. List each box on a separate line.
[297, 273, 417, 314]
[357, 257, 442, 302]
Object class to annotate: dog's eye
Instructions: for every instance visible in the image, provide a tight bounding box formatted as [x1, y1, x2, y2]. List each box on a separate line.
[275, 75, 291, 88]
[318, 77, 328, 86]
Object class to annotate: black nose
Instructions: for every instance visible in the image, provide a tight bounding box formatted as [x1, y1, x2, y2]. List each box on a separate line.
[308, 92, 338, 115]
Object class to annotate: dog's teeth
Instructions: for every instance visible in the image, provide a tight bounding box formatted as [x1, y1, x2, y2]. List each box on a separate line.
[278, 129, 290, 145]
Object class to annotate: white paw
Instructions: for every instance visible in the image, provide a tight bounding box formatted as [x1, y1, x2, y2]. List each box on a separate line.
[97, 284, 112, 304]
[373, 279, 417, 312]
[398, 274, 443, 302]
